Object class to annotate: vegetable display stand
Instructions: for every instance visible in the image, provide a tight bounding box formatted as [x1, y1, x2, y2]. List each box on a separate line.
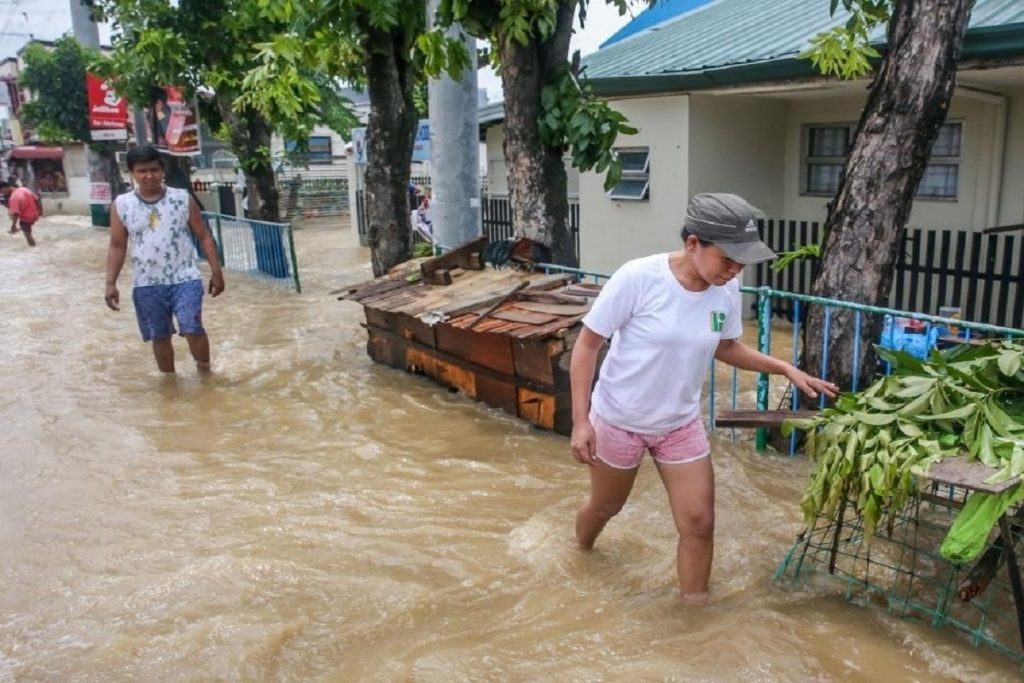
[775, 463, 1024, 665]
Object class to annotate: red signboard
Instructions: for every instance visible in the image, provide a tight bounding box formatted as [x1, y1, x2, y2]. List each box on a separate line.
[86, 74, 128, 130]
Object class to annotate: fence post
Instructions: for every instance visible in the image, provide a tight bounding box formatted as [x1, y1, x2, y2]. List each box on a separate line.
[756, 286, 772, 451]
[214, 214, 224, 264]
[286, 222, 301, 293]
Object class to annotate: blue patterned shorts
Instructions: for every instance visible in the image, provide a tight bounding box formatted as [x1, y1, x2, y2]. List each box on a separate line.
[132, 280, 205, 341]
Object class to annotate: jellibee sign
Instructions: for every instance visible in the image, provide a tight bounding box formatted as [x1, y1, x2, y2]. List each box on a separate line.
[86, 74, 128, 141]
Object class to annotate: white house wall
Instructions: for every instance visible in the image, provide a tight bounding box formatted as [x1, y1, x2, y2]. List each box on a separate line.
[998, 86, 1024, 228]
[578, 95, 690, 275]
[484, 123, 579, 198]
[687, 95, 786, 217]
[485, 125, 508, 196]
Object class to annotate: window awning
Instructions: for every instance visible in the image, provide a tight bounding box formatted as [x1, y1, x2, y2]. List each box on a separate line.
[9, 146, 64, 160]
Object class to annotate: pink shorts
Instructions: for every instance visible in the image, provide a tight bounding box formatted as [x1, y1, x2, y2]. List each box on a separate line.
[591, 413, 711, 470]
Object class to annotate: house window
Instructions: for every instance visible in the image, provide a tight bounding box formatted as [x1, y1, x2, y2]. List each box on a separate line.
[802, 122, 962, 199]
[917, 123, 961, 198]
[607, 148, 650, 201]
[284, 135, 333, 165]
[307, 135, 332, 165]
[804, 125, 850, 195]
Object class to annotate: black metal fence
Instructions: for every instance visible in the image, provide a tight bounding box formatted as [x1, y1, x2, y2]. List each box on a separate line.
[354, 190, 581, 260]
[753, 219, 1024, 329]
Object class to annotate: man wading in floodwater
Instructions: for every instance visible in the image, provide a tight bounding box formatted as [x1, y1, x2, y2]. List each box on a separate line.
[104, 145, 225, 373]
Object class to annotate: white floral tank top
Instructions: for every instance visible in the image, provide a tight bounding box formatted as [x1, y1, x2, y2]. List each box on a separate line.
[115, 187, 200, 288]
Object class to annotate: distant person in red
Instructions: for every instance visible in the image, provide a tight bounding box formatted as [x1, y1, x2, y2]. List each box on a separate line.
[0, 181, 42, 247]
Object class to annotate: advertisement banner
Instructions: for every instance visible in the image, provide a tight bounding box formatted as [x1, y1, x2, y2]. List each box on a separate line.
[86, 74, 128, 136]
[351, 127, 367, 165]
[411, 119, 430, 162]
[350, 120, 429, 165]
[145, 86, 201, 157]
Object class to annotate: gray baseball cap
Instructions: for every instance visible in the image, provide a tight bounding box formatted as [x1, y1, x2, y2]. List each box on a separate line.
[683, 193, 776, 264]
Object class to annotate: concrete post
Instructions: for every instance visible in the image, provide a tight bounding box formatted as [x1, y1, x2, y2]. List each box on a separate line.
[426, 0, 481, 249]
[70, 0, 113, 224]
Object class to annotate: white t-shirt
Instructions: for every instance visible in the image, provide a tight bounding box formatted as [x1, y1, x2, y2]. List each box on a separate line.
[582, 253, 743, 434]
[115, 187, 200, 288]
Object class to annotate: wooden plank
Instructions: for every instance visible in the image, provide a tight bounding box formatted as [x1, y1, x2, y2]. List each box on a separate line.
[564, 284, 602, 297]
[435, 323, 515, 375]
[926, 458, 1021, 494]
[365, 322, 557, 394]
[518, 388, 556, 430]
[517, 291, 589, 306]
[523, 273, 576, 290]
[420, 236, 487, 285]
[515, 313, 588, 340]
[491, 309, 558, 325]
[512, 301, 591, 316]
[714, 409, 819, 428]
[512, 338, 561, 386]
[475, 375, 518, 415]
[338, 278, 412, 301]
[395, 313, 436, 348]
[468, 280, 530, 329]
[436, 358, 477, 397]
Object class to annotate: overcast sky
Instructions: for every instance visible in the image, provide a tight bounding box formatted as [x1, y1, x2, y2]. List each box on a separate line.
[0, 0, 639, 102]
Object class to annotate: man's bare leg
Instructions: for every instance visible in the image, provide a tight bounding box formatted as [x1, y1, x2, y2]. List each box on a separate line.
[151, 336, 175, 373]
[184, 333, 211, 372]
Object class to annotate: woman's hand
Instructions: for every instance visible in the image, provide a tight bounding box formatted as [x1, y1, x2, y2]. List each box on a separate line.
[570, 419, 598, 466]
[785, 366, 839, 401]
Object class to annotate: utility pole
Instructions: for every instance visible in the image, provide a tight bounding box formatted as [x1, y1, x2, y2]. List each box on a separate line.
[69, 0, 115, 226]
[426, 0, 481, 248]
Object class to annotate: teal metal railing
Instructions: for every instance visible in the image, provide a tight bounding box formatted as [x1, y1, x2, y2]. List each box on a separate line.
[430, 243, 1024, 454]
[201, 212, 301, 293]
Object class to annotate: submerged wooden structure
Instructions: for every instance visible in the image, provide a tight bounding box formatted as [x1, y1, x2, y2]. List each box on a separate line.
[336, 238, 600, 434]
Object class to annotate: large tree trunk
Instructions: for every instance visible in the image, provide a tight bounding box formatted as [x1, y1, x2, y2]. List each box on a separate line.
[801, 0, 973, 396]
[363, 23, 419, 277]
[497, 1, 577, 267]
[216, 93, 280, 222]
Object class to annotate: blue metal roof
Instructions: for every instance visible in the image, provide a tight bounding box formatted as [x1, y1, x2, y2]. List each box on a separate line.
[582, 0, 1024, 85]
[599, 0, 714, 49]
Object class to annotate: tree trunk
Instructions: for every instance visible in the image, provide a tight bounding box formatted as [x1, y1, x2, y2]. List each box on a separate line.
[362, 23, 419, 277]
[497, 1, 577, 267]
[801, 0, 973, 397]
[161, 154, 193, 193]
[216, 93, 280, 222]
[93, 146, 127, 197]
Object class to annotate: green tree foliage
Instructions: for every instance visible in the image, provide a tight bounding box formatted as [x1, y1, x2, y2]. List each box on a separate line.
[801, 0, 889, 79]
[435, 0, 638, 190]
[20, 37, 99, 146]
[89, 0, 360, 218]
[239, 0, 470, 275]
[238, 0, 467, 136]
[19, 35, 127, 195]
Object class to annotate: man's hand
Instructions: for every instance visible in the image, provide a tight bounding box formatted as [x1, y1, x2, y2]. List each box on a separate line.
[209, 272, 225, 297]
[570, 419, 598, 466]
[785, 366, 839, 400]
[104, 284, 120, 311]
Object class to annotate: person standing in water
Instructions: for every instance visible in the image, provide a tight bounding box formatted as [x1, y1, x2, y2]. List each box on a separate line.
[569, 192, 838, 604]
[104, 145, 225, 373]
[1, 181, 42, 246]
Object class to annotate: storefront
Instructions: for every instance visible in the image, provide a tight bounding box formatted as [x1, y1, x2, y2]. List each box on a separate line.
[6, 145, 67, 195]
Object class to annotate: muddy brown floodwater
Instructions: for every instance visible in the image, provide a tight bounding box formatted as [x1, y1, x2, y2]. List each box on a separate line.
[1, 217, 1020, 682]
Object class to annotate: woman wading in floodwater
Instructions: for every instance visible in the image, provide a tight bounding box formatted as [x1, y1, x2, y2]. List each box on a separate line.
[569, 192, 838, 604]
